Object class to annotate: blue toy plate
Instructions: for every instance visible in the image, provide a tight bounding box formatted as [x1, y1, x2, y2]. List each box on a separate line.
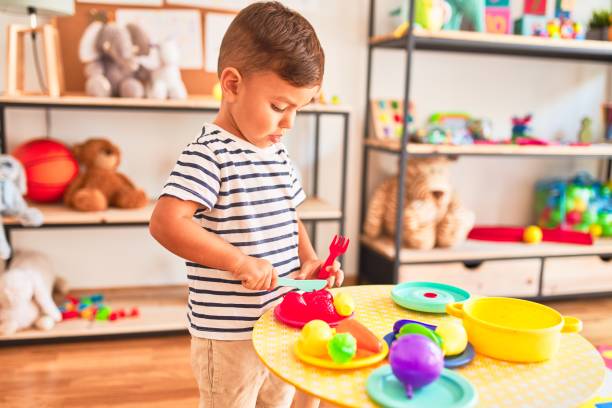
[391, 282, 470, 314]
[383, 332, 475, 369]
[366, 365, 478, 408]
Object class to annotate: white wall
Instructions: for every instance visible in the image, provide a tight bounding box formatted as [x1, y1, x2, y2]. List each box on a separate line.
[0, 1, 610, 288]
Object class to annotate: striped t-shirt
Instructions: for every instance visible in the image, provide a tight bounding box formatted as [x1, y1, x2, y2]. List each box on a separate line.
[161, 123, 306, 340]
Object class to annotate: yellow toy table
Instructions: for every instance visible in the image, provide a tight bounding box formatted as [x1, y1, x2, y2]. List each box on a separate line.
[253, 285, 606, 408]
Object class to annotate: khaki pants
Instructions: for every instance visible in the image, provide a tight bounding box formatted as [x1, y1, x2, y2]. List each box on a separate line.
[191, 336, 295, 408]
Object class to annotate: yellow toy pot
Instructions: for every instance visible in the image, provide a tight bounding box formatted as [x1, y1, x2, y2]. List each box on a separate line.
[446, 297, 582, 363]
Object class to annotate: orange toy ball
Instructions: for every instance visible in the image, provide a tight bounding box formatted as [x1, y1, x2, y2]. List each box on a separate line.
[12, 139, 79, 203]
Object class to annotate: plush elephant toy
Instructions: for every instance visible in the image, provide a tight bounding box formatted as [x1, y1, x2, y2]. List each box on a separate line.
[0, 156, 43, 259]
[79, 21, 152, 98]
[444, 0, 485, 32]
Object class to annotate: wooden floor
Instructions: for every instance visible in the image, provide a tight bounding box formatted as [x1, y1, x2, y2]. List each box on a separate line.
[1, 297, 610, 408]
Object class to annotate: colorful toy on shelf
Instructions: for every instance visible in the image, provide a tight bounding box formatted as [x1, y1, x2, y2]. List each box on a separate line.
[275, 289, 351, 328]
[524, 0, 546, 15]
[447, 297, 582, 362]
[364, 157, 475, 250]
[0, 156, 44, 259]
[468, 226, 593, 245]
[485, 1, 511, 34]
[514, 14, 548, 36]
[370, 99, 415, 140]
[13, 139, 79, 203]
[444, 0, 485, 32]
[389, 334, 444, 398]
[523, 225, 543, 244]
[578, 117, 593, 144]
[327, 333, 357, 364]
[59, 293, 139, 322]
[390, 0, 451, 34]
[427, 112, 472, 144]
[511, 114, 533, 141]
[555, 0, 574, 19]
[535, 172, 612, 236]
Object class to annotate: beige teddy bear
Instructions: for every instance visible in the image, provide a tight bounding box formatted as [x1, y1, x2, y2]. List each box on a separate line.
[364, 157, 474, 250]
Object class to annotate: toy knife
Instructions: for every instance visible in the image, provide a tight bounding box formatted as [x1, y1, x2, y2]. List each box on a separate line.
[278, 277, 327, 291]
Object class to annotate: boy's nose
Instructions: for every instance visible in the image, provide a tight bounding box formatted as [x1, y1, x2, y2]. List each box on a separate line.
[280, 111, 296, 129]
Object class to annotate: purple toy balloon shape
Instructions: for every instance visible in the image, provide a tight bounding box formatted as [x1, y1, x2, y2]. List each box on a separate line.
[389, 334, 444, 399]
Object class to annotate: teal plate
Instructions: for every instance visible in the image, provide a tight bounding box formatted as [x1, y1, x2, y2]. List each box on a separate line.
[391, 282, 470, 314]
[366, 365, 477, 408]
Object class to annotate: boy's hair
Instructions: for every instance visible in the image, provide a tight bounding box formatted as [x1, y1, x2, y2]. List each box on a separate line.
[218, 1, 324, 87]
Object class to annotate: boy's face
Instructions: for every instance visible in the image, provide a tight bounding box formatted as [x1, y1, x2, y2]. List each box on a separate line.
[222, 70, 319, 148]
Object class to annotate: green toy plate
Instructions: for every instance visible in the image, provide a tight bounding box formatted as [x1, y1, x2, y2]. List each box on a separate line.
[366, 365, 477, 408]
[391, 282, 470, 314]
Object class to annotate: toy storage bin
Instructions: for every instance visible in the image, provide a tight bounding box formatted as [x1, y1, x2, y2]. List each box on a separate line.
[399, 258, 540, 297]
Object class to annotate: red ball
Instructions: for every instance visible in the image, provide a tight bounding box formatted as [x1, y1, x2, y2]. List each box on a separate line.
[12, 139, 79, 203]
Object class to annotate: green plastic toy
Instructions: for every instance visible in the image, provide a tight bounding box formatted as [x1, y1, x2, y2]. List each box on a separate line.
[327, 333, 357, 364]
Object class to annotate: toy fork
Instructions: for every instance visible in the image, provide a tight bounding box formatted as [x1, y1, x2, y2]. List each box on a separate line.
[318, 234, 350, 279]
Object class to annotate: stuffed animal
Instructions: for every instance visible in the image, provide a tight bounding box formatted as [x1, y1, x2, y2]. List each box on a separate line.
[0, 156, 43, 259]
[0, 250, 65, 335]
[79, 21, 152, 98]
[444, 0, 485, 32]
[364, 157, 474, 250]
[143, 39, 187, 100]
[63, 138, 148, 212]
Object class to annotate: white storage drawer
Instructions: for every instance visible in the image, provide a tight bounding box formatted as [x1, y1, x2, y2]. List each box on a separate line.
[399, 258, 540, 297]
[542, 256, 612, 296]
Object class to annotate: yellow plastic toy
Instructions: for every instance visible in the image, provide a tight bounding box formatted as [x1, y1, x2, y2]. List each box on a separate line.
[212, 82, 222, 101]
[298, 320, 335, 358]
[294, 337, 389, 370]
[523, 225, 543, 244]
[434, 321, 468, 356]
[447, 297, 582, 363]
[333, 292, 355, 317]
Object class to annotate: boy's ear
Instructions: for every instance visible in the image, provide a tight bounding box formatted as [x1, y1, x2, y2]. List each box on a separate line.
[219, 67, 242, 103]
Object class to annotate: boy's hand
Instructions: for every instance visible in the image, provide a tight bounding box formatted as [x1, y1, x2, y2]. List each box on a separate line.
[232, 255, 278, 291]
[295, 259, 344, 288]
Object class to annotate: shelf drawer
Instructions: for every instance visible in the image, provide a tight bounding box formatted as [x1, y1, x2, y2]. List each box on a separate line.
[399, 259, 540, 297]
[542, 256, 612, 296]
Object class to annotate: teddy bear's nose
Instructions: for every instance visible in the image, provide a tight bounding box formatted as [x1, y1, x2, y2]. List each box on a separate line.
[104, 149, 113, 155]
[432, 190, 445, 200]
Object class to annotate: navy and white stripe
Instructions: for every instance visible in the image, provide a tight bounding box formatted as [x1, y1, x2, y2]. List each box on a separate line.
[161, 124, 306, 340]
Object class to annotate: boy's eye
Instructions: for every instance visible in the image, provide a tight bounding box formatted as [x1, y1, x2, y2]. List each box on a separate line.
[271, 104, 286, 113]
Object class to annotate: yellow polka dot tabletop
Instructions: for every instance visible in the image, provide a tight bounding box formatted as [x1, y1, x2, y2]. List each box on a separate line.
[253, 285, 606, 408]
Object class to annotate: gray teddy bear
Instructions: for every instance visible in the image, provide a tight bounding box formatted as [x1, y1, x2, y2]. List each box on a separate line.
[0, 156, 44, 259]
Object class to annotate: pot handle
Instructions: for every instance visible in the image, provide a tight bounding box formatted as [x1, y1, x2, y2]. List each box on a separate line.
[561, 316, 582, 333]
[446, 302, 464, 319]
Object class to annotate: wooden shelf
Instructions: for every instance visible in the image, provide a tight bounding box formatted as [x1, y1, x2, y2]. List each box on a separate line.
[361, 235, 612, 264]
[0, 94, 351, 114]
[5, 197, 341, 227]
[0, 286, 187, 343]
[365, 138, 612, 157]
[370, 29, 612, 62]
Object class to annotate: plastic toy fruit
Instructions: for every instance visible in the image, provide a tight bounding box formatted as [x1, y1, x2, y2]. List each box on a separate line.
[303, 290, 341, 322]
[396, 323, 443, 349]
[298, 320, 335, 357]
[278, 292, 308, 319]
[389, 334, 444, 399]
[523, 225, 543, 244]
[393, 319, 436, 334]
[434, 321, 468, 356]
[333, 292, 355, 316]
[327, 332, 357, 364]
[336, 318, 382, 353]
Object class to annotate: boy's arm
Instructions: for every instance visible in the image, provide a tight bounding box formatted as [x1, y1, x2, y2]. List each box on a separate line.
[297, 219, 318, 264]
[149, 196, 277, 290]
